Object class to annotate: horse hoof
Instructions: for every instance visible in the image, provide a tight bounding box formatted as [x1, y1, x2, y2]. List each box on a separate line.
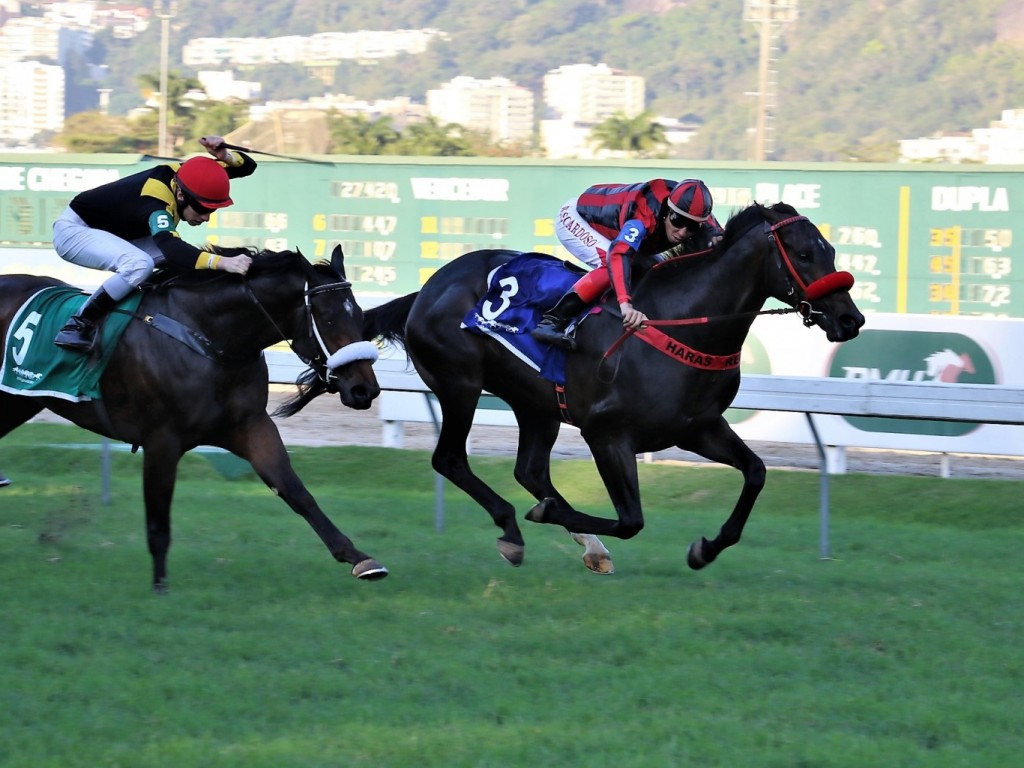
[525, 498, 551, 524]
[352, 559, 389, 580]
[687, 538, 708, 570]
[582, 552, 615, 575]
[496, 539, 525, 567]
[569, 532, 615, 575]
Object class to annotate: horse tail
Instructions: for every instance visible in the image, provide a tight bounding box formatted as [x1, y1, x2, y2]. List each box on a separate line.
[272, 368, 326, 418]
[363, 292, 417, 348]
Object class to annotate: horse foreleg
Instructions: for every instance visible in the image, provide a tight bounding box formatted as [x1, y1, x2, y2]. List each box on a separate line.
[680, 418, 766, 570]
[429, 393, 526, 566]
[230, 415, 387, 581]
[511, 412, 614, 574]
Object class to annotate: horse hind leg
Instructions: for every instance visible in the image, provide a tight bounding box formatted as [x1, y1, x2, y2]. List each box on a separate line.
[511, 411, 614, 575]
[0, 394, 45, 439]
[680, 420, 766, 570]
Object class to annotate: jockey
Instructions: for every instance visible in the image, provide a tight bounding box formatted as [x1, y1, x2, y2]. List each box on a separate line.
[52, 136, 257, 353]
[531, 178, 724, 350]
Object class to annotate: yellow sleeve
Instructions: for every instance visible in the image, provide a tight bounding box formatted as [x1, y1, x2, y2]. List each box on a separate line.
[195, 251, 222, 270]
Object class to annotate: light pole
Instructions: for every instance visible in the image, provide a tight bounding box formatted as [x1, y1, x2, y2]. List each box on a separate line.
[156, 1, 177, 157]
[743, 0, 798, 161]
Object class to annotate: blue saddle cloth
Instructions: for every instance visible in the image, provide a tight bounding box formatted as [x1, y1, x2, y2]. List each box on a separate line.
[461, 253, 585, 385]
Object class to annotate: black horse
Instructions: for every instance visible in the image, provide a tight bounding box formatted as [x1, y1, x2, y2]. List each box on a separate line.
[0, 245, 388, 591]
[363, 202, 865, 573]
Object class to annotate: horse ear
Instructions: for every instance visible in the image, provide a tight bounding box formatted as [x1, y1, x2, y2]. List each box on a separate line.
[331, 244, 347, 279]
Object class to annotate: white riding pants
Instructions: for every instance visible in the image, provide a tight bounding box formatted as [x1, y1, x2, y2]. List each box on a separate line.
[52, 207, 163, 301]
[554, 198, 609, 270]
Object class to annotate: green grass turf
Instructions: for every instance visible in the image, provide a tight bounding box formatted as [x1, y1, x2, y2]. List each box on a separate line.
[1, 423, 1021, 767]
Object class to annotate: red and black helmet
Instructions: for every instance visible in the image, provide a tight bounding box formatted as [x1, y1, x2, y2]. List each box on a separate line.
[175, 156, 233, 209]
[666, 179, 713, 223]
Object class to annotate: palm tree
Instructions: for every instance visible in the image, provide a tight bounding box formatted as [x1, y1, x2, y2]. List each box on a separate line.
[589, 110, 669, 158]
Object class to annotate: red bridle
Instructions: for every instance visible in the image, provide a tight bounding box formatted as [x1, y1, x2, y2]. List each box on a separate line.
[603, 214, 855, 369]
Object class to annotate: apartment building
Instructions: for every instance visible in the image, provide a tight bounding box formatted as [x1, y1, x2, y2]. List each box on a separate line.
[0, 59, 64, 145]
[426, 76, 535, 145]
[539, 62, 647, 159]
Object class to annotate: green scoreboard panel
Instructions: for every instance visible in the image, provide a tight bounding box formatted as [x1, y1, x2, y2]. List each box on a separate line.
[1, 155, 1020, 315]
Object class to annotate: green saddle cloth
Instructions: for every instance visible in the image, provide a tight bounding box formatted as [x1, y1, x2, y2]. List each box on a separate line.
[0, 286, 143, 402]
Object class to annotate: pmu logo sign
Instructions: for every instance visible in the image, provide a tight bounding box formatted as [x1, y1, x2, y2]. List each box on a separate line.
[830, 330, 998, 436]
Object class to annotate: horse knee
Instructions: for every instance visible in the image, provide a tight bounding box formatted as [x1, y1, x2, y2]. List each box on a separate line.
[618, 520, 644, 540]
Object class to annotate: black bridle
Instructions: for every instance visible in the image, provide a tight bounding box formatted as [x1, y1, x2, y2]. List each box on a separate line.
[242, 276, 377, 390]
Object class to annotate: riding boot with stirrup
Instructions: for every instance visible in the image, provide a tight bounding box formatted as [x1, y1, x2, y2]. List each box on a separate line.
[530, 290, 587, 351]
[54, 287, 118, 353]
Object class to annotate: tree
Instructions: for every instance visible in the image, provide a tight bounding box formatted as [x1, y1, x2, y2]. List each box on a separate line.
[391, 117, 475, 157]
[136, 71, 203, 150]
[189, 101, 252, 144]
[327, 113, 401, 155]
[589, 111, 669, 158]
[53, 112, 156, 153]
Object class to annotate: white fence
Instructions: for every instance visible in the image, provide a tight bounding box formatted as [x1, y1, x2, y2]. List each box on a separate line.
[267, 347, 1024, 557]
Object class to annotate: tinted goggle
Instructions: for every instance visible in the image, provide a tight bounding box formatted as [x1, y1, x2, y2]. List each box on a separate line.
[183, 194, 216, 215]
[667, 210, 702, 228]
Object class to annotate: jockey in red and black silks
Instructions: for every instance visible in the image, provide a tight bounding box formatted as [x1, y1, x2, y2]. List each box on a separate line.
[532, 178, 725, 351]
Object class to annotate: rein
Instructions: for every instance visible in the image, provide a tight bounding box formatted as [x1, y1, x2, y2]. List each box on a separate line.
[602, 214, 829, 372]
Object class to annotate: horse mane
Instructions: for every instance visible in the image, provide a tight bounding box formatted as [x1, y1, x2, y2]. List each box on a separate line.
[146, 245, 331, 290]
[714, 201, 799, 254]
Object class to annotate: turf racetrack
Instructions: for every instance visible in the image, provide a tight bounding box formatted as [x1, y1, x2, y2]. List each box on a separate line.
[1, 423, 1021, 767]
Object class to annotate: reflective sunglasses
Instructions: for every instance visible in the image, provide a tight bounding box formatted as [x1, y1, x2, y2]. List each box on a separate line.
[667, 210, 697, 229]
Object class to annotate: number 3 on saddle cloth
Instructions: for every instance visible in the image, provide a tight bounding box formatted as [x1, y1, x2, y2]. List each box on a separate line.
[0, 287, 142, 402]
[461, 252, 591, 385]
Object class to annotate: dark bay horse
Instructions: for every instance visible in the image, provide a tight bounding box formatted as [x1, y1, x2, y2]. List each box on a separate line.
[363, 202, 865, 573]
[0, 245, 388, 591]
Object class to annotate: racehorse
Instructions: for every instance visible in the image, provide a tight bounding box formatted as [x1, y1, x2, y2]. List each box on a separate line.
[0, 245, 388, 592]
[362, 202, 865, 573]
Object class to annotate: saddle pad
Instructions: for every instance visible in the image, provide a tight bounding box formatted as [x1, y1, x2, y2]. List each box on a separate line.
[461, 253, 582, 385]
[0, 287, 142, 402]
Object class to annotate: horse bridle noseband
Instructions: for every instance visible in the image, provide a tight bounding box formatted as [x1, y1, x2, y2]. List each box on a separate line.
[243, 278, 378, 389]
[764, 214, 821, 326]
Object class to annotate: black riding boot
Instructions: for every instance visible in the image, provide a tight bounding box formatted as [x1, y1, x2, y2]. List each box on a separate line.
[54, 287, 118, 353]
[530, 290, 587, 351]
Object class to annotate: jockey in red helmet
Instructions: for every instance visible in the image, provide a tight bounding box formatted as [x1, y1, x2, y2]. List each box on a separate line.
[531, 178, 724, 350]
[52, 137, 257, 353]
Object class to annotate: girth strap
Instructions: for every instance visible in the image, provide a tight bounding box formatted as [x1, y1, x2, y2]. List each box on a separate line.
[554, 383, 573, 425]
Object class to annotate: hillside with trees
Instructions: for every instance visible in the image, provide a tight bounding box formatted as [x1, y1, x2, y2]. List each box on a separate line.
[78, 0, 1024, 161]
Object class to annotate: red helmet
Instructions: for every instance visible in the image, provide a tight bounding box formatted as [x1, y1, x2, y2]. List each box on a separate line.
[666, 179, 713, 222]
[176, 156, 232, 209]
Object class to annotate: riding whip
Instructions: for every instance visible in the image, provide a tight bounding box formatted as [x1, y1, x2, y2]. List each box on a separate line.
[215, 142, 336, 166]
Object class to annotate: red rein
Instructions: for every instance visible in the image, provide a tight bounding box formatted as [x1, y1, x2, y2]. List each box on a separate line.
[604, 270, 857, 371]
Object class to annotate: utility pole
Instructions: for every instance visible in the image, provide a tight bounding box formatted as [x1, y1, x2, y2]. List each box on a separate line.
[743, 0, 798, 161]
[156, 1, 177, 157]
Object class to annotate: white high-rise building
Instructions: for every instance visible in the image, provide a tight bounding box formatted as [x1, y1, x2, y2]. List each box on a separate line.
[542, 63, 645, 123]
[540, 63, 646, 158]
[426, 76, 535, 144]
[899, 109, 1024, 164]
[0, 60, 65, 146]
